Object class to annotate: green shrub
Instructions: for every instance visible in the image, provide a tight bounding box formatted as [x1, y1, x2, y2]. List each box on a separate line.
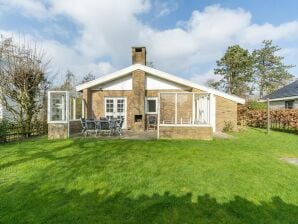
[247, 101, 266, 110]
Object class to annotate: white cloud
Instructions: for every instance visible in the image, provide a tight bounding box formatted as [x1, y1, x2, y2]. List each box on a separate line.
[1, 1, 298, 82]
[190, 69, 220, 85]
[154, 0, 178, 17]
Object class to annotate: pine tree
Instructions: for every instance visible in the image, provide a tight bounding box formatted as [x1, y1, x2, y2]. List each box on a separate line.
[252, 40, 294, 97]
[214, 45, 254, 97]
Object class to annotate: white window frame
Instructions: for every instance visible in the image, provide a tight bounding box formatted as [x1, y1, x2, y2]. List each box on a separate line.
[104, 97, 127, 129]
[145, 97, 158, 114]
[47, 91, 69, 124]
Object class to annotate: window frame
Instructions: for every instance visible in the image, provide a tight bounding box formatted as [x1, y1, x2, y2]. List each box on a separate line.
[47, 91, 69, 124]
[145, 97, 158, 114]
[285, 100, 294, 109]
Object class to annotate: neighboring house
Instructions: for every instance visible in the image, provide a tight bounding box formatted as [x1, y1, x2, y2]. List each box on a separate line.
[76, 47, 245, 139]
[260, 79, 298, 109]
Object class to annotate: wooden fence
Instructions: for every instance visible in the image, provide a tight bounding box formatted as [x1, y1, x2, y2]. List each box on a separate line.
[238, 107, 298, 133]
[0, 123, 47, 143]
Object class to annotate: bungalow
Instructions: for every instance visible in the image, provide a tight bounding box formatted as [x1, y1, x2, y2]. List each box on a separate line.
[259, 79, 298, 109]
[75, 47, 244, 140]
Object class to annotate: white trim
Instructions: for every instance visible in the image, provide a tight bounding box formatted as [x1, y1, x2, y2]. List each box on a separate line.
[47, 91, 69, 124]
[145, 97, 158, 114]
[259, 96, 298, 102]
[104, 97, 127, 129]
[210, 94, 216, 132]
[157, 92, 160, 139]
[76, 64, 245, 104]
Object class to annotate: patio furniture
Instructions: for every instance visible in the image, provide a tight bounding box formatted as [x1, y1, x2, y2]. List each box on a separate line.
[97, 120, 112, 136]
[147, 115, 157, 130]
[81, 118, 97, 137]
[114, 118, 124, 136]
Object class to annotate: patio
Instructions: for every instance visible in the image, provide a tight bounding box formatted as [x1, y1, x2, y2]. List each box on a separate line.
[73, 129, 157, 140]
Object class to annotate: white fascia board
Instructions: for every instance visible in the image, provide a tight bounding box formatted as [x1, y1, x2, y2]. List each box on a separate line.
[258, 95, 298, 102]
[75, 64, 245, 104]
[76, 65, 136, 92]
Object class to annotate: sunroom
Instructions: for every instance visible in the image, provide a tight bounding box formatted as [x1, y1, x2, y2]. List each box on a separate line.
[157, 92, 215, 140]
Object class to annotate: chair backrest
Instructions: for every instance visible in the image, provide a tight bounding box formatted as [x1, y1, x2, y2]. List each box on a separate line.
[148, 116, 157, 125]
[118, 118, 124, 129]
[86, 120, 96, 130]
[99, 121, 110, 130]
[80, 118, 86, 128]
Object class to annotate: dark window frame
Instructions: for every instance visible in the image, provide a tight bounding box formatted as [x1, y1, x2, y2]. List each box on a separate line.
[285, 100, 294, 109]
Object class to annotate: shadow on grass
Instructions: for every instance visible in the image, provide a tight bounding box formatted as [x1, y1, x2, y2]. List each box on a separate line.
[1, 183, 297, 224]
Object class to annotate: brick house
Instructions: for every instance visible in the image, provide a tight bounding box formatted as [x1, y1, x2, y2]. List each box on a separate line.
[76, 47, 245, 139]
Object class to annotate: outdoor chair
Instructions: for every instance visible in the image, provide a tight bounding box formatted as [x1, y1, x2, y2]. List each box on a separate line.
[114, 118, 124, 136]
[147, 115, 157, 130]
[80, 118, 86, 134]
[81, 118, 97, 137]
[97, 120, 112, 136]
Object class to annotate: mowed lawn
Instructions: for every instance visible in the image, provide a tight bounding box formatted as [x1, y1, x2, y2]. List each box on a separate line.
[0, 128, 297, 223]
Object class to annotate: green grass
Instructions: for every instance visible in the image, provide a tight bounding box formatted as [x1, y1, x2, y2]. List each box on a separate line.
[0, 128, 297, 223]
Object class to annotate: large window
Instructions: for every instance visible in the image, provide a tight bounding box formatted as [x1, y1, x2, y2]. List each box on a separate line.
[285, 100, 294, 109]
[145, 97, 157, 114]
[48, 91, 68, 123]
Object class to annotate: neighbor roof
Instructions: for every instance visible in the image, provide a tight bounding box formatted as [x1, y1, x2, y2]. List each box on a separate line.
[76, 64, 245, 104]
[260, 79, 298, 101]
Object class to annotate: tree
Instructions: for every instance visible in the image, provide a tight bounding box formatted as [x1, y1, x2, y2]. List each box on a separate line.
[0, 36, 49, 136]
[214, 45, 254, 97]
[59, 70, 76, 91]
[252, 40, 294, 97]
[81, 72, 95, 84]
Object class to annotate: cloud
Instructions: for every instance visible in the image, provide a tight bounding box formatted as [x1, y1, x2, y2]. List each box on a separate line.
[1, 1, 298, 82]
[190, 69, 220, 85]
[153, 0, 178, 17]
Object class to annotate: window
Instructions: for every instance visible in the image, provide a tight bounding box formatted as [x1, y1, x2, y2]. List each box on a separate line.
[106, 99, 114, 113]
[48, 91, 68, 123]
[146, 97, 157, 114]
[285, 100, 294, 109]
[135, 47, 142, 52]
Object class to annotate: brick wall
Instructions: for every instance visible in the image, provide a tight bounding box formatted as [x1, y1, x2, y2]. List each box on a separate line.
[215, 96, 238, 131]
[159, 126, 212, 140]
[48, 123, 68, 139]
[83, 75, 239, 132]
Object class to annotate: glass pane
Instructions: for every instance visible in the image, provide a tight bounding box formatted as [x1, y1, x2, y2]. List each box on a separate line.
[117, 99, 124, 112]
[50, 93, 66, 121]
[177, 93, 193, 124]
[106, 99, 114, 113]
[160, 94, 175, 124]
[147, 100, 156, 113]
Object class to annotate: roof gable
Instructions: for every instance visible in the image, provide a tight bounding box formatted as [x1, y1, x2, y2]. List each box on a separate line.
[76, 64, 245, 104]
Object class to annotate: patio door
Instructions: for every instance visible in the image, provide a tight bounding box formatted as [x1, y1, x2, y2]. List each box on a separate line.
[105, 97, 127, 129]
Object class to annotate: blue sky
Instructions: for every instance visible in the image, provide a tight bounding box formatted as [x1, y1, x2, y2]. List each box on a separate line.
[0, 0, 298, 84]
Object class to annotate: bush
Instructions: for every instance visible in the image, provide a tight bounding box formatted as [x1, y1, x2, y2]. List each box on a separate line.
[223, 121, 234, 132]
[0, 120, 10, 142]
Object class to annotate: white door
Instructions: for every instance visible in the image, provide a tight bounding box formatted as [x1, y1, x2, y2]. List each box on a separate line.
[105, 97, 127, 129]
[196, 95, 210, 124]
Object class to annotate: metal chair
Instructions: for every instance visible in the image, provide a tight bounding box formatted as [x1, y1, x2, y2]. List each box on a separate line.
[115, 118, 124, 136]
[81, 118, 97, 137]
[147, 115, 157, 130]
[98, 120, 112, 136]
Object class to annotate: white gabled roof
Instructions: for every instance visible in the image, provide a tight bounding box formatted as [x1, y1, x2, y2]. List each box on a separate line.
[76, 64, 245, 104]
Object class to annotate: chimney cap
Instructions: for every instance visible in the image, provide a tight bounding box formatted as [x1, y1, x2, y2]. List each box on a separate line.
[132, 47, 146, 65]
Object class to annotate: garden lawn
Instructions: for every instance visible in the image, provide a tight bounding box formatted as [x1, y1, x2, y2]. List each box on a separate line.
[0, 128, 297, 223]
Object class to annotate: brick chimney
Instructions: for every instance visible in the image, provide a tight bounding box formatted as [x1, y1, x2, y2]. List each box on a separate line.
[132, 47, 146, 65]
